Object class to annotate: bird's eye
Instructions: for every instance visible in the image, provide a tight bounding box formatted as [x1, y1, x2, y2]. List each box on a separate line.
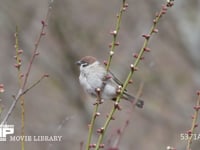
[82, 62, 88, 67]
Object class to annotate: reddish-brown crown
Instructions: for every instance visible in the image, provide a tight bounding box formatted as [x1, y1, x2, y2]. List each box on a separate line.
[80, 56, 97, 64]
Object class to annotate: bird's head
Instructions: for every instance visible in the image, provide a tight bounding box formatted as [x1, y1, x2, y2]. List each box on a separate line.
[76, 56, 98, 70]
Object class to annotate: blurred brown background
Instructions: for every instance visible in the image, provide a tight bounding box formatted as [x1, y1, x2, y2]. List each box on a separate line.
[0, 0, 200, 149]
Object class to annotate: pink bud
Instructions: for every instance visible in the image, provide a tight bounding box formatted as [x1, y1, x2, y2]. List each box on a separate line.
[44, 74, 49, 78]
[35, 52, 40, 56]
[153, 29, 159, 33]
[20, 74, 24, 78]
[114, 42, 120, 46]
[144, 47, 151, 52]
[18, 49, 23, 54]
[103, 60, 108, 66]
[142, 34, 150, 39]
[187, 130, 192, 136]
[128, 79, 133, 84]
[97, 128, 104, 134]
[14, 63, 21, 69]
[161, 10, 167, 15]
[41, 20, 46, 26]
[0, 84, 4, 93]
[41, 32, 46, 36]
[162, 5, 168, 11]
[117, 129, 121, 134]
[114, 102, 122, 110]
[89, 144, 96, 148]
[99, 144, 105, 148]
[193, 106, 200, 111]
[133, 53, 138, 58]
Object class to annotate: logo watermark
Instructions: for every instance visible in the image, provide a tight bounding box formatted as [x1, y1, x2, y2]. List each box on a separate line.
[0, 124, 62, 142]
[0, 124, 14, 141]
[9, 135, 62, 142]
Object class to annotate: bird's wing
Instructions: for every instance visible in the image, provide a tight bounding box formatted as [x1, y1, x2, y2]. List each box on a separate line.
[108, 70, 123, 86]
[108, 70, 128, 92]
[108, 70, 144, 108]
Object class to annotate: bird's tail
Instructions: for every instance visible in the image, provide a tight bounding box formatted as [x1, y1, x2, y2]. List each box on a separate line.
[122, 91, 144, 108]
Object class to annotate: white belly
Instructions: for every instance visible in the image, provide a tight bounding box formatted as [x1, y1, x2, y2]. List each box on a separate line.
[79, 73, 103, 96]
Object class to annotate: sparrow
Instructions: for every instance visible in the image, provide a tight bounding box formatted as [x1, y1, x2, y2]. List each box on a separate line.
[76, 56, 144, 108]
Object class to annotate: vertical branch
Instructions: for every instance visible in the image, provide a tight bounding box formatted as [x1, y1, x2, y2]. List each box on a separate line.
[14, 27, 23, 85]
[14, 26, 25, 150]
[186, 91, 200, 150]
[106, 0, 127, 72]
[86, 88, 103, 150]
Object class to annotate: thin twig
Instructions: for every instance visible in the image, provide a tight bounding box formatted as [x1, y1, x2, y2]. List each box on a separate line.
[47, 115, 74, 150]
[22, 75, 49, 95]
[0, 89, 22, 126]
[22, 5, 51, 90]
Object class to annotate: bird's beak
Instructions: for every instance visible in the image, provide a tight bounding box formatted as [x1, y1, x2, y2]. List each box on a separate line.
[75, 60, 81, 66]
